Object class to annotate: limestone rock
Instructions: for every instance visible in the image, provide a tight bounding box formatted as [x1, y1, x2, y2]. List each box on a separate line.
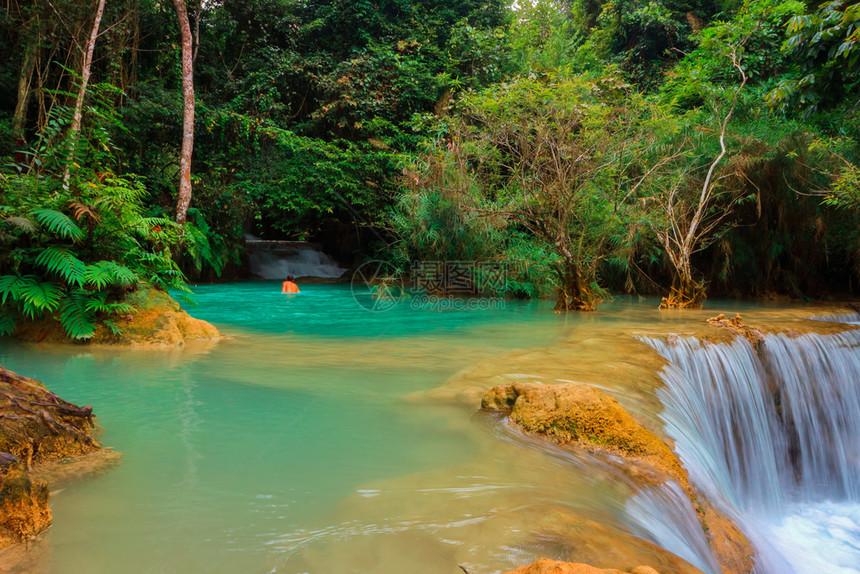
[483, 382, 687, 488]
[482, 383, 756, 574]
[0, 460, 50, 548]
[706, 314, 764, 355]
[0, 365, 113, 551]
[502, 558, 658, 574]
[13, 283, 219, 347]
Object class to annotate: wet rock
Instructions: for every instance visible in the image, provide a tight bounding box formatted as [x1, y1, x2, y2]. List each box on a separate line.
[0, 365, 113, 551]
[481, 384, 518, 410]
[13, 283, 219, 347]
[483, 383, 687, 488]
[706, 314, 764, 356]
[0, 461, 50, 548]
[482, 383, 755, 574]
[501, 558, 659, 574]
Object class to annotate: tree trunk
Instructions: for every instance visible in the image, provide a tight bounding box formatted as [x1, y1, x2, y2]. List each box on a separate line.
[12, 37, 37, 138]
[62, 0, 107, 186]
[554, 261, 601, 312]
[172, 0, 195, 225]
[659, 274, 705, 309]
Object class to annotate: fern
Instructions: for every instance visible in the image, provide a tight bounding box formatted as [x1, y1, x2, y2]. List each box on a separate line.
[0, 309, 15, 336]
[58, 291, 97, 339]
[30, 208, 83, 241]
[15, 276, 63, 318]
[84, 295, 133, 315]
[0, 275, 22, 304]
[35, 247, 86, 286]
[2, 166, 190, 340]
[83, 260, 138, 289]
[102, 319, 122, 336]
[4, 216, 37, 233]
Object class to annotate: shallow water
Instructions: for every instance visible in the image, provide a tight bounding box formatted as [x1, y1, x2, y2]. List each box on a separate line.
[0, 284, 855, 573]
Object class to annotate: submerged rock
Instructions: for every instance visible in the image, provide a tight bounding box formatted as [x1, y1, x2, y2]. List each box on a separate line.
[0, 365, 116, 551]
[13, 283, 219, 347]
[502, 559, 659, 574]
[483, 383, 755, 574]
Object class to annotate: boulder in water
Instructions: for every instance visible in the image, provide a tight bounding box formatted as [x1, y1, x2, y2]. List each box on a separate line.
[483, 382, 687, 488]
[483, 382, 755, 574]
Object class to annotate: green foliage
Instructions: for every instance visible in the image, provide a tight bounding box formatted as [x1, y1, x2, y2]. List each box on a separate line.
[662, 0, 805, 108]
[0, 165, 187, 338]
[394, 72, 660, 307]
[769, 1, 860, 113]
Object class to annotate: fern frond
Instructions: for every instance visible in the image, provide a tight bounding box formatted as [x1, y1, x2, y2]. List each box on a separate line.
[30, 208, 83, 241]
[58, 292, 97, 339]
[0, 275, 22, 304]
[103, 319, 122, 336]
[4, 216, 37, 234]
[68, 201, 102, 223]
[35, 247, 86, 286]
[83, 260, 138, 289]
[0, 309, 15, 336]
[16, 276, 64, 317]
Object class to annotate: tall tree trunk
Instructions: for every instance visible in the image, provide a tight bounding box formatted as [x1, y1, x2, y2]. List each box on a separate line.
[172, 0, 195, 225]
[62, 0, 107, 186]
[13, 36, 37, 138]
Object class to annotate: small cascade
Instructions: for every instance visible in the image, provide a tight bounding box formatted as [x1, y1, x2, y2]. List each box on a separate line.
[625, 482, 720, 574]
[641, 328, 860, 573]
[245, 238, 346, 279]
[810, 311, 860, 325]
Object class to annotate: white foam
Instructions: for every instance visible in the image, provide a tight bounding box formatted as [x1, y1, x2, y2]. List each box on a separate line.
[768, 502, 860, 574]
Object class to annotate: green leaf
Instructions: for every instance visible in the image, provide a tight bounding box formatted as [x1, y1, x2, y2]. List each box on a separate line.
[83, 261, 138, 289]
[58, 292, 97, 339]
[0, 310, 15, 336]
[30, 208, 83, 241]
[35, 247, 86, 286]
[16, 276, 64, 317]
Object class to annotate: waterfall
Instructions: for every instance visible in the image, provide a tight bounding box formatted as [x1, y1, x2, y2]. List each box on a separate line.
[625, 482, 720, 574]
[245, 239, 346, 279]
[641, 328, 860, 574]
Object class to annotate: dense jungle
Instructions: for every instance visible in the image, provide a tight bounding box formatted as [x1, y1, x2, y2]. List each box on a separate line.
[1, 0, 858, 337]
[2, 3, 860, 574]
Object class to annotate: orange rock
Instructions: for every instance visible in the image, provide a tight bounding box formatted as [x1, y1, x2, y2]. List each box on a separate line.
[485, 383, 688, 489]
[502, 558, 656, 574]
[0, 365, 117, 552]
[482, 383, 756, 574]
[13, 283, 219, 347]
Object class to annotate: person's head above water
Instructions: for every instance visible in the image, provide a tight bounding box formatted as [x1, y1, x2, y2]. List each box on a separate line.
[287, 274, 294, 281]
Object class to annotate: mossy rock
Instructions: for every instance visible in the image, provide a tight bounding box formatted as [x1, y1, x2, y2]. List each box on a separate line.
[12, 283, 219, 347]
[482, 382, 756, 574]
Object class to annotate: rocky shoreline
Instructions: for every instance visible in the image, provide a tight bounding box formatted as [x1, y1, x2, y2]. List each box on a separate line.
[0, 365, 119, 552]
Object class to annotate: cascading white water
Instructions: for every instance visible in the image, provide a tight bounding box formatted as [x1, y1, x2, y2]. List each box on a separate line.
[625, 482, 720, 574]
[246, 239, 346, 279]
[641, 328, 860, 574]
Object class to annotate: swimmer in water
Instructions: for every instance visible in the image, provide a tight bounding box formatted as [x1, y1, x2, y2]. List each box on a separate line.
[281, 274, 300, 294]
